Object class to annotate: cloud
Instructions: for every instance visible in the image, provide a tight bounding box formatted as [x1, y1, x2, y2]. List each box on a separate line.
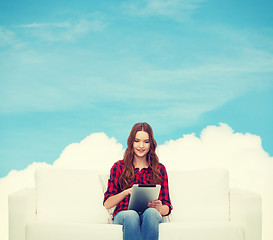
[0, 26, 24, 49]
[158, 123, 271, 192]
[121, 0, 205, 21]
[19, 13, 107, 42]
[20, 22, 71, 28]
[0, 26, 15, 46]
[53, 132, 124, 170]
[0, 124, 273, 240]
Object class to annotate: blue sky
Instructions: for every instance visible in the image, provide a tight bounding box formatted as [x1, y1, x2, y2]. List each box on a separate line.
[1, 0, 273, 177]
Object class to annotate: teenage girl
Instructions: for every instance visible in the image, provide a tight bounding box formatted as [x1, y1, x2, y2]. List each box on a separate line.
[104, 122, 172, 240]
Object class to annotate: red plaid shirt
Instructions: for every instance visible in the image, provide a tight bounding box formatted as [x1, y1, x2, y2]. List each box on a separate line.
[104, 160, 172, 217]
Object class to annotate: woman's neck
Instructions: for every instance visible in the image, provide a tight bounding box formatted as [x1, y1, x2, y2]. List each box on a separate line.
[133, 156, 149, 170]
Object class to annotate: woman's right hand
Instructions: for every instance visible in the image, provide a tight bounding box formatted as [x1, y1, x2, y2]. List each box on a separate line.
[124, 187, 132, 196]
[104, 187, 132, 210]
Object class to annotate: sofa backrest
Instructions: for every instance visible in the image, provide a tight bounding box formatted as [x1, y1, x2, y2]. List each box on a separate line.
[35, 167, 230, 223]
[168, 168, 230, 222]
[35, 168, 109, 223]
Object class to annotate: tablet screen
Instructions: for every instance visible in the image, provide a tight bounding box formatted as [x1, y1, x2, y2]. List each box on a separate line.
[128, 184, 161, 213]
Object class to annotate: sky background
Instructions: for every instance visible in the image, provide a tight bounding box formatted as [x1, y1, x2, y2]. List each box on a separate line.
[1, 0, 273, 178]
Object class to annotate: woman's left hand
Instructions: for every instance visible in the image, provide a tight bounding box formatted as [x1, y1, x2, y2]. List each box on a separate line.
[148, 200, 170, 216]
[148, 200, 163, 212]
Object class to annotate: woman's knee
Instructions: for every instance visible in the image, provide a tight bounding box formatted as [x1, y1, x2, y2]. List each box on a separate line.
[114, 210, 140, 225]
[125, 210, 140, 224]
[143, 208, 162, 223]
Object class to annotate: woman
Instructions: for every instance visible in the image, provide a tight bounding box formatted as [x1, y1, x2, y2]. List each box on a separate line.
[103, 122, 172, 240]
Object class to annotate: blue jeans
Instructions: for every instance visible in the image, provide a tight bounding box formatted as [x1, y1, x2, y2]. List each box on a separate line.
[114, 208, 163, 240]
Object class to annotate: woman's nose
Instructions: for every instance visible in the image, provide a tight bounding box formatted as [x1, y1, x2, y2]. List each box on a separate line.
[140, 141, 143, 147]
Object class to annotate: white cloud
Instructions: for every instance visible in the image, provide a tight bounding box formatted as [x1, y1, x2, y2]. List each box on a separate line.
[53, 132, 124, 170]
[0, 26, 24, 49]
[19, 14, 106, 42]
[20, 22, 71, 28]
[158, 123, 270, 192]
[121, 0, 204, 21]
[0, 26, 15, 46]
[0, 124, 273, 240]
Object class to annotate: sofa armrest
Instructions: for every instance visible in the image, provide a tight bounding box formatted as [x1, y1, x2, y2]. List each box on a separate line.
[162, 213, 172, 223]
[229, 188, 262, 240]
[9, 188, 36, 240]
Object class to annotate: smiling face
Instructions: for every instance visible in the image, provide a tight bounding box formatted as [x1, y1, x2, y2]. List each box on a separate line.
[133, 130, 150, 160]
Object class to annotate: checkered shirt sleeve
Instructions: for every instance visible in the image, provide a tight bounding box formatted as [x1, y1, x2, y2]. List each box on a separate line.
[158, 163, 173, 214]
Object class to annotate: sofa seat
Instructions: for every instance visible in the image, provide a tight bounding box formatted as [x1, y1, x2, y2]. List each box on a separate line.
[159, 222, 245, 240]
[26, 221, 123, 240]
[25, 221, 244, 240]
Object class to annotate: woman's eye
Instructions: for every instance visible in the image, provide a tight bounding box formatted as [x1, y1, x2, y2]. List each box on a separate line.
[134, 139, 139, 142]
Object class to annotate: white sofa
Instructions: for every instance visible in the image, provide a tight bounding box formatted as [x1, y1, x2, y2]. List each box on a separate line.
[9, 167, 262, 240]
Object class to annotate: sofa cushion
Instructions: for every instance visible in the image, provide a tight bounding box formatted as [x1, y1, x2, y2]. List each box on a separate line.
[168, 168, 230, 221]
[35, 168, 109, 223]
[159, 222, 244, 240]
[26, 221, 123, 240]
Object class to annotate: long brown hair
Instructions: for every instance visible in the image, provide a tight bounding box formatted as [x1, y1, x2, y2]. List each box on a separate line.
[119, 122, 162, 190]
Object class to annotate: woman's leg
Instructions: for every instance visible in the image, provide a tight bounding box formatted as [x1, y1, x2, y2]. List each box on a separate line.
[113, 210, 141, 240]
[141, 208, 163, 240]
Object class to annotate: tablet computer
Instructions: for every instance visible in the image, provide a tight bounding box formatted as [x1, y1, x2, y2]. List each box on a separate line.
[128, 184, 161, 214]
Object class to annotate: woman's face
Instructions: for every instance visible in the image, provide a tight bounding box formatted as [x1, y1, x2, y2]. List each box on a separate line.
[133, 130, 150, 159]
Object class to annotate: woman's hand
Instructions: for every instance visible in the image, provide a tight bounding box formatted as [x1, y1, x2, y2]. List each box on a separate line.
[148, 200, 169, 216]
[148, 200, 162, 211]
[124, 187, 132, 196]
[104, 187, 132, 210]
